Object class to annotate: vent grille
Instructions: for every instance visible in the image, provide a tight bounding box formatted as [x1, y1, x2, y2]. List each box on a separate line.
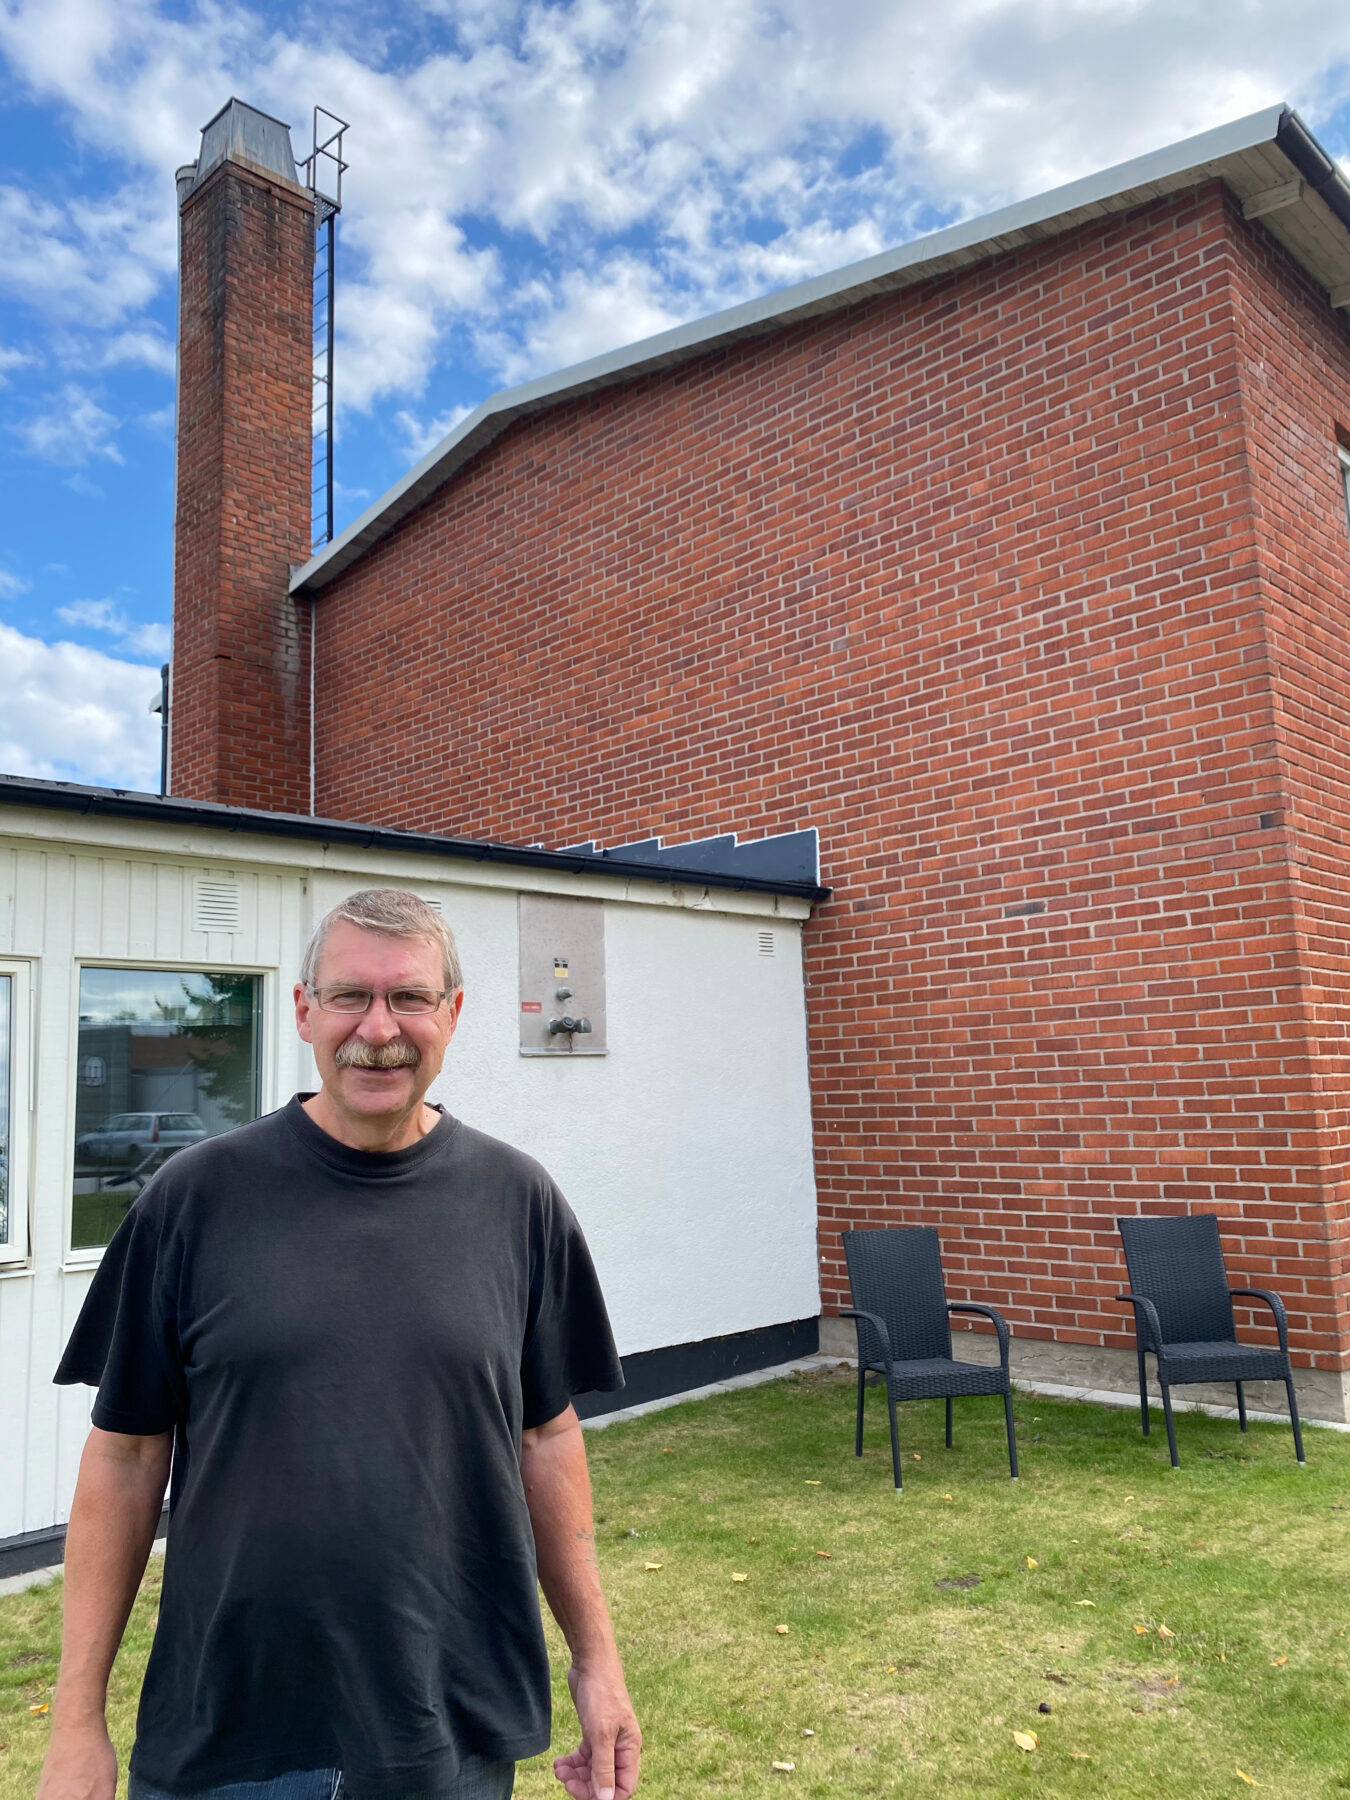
[422, 896, 443, 914]
[758, 930, 776, 958]
[195, 878, 241, 934]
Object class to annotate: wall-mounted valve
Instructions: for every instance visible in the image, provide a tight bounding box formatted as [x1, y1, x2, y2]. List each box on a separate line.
[548, 1015, 593, 1036]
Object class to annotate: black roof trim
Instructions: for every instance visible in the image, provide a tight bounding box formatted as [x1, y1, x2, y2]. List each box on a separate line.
[0, 776, 831, 904]
[1275, 106, 1350, 240]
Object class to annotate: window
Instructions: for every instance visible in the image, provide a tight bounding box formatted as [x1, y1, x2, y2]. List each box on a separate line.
[72, 969, 260, 1252]
[0, 962, 32, 1265]
[1340, 444, 1350, 541]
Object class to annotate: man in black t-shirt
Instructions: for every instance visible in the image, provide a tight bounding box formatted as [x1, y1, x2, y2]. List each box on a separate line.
[39, 889, 640, 1800]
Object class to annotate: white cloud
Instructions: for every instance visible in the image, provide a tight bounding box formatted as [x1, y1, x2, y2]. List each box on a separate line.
[13, 384, 122, 465]
[0, 343, 29, 385]
[104, 328, 175, 374]
[64, 472, 107, 499]
[56, 597, 169, 657]
[0, 181, 173, 327]
[0, 568, 32, 599]
[394, 401, 475, 462]
[3, 0, 1350, 424]
[0, 621, 161, 789]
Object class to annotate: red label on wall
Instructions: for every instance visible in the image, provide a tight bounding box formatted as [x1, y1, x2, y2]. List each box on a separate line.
[520, 1001, 542, 1012]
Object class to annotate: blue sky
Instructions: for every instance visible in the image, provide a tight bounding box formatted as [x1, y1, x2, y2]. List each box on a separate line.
[3, 0, 1350, 793]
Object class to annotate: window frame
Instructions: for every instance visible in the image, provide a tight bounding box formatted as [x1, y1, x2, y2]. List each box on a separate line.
[0, 959, 34, 1268]
[64, 959, 270, 1266]
[1338, 443, 1350, 542]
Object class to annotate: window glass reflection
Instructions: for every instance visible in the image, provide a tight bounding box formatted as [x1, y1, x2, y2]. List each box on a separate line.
[73, 969, 259, 1251]
[0, 975, 11, 1247]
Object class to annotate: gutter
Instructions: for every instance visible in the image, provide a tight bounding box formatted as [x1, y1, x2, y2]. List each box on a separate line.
[1275, 107, 1350, 239]
[0, 776, 831, 905]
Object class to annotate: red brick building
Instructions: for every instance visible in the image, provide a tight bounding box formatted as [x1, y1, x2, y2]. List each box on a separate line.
[170, 100, 1350, 1419]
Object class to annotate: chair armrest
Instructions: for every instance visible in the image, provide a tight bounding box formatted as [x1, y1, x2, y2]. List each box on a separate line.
[1116, 1291, 1165, 1353]
[1230, 1287, 1291, 1353]
[840, 1308, 892, 1369]
[947, 1301, 1010, 1367]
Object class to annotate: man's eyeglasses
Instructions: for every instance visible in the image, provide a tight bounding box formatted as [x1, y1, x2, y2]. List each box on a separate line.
[307, 984, 450, 1016]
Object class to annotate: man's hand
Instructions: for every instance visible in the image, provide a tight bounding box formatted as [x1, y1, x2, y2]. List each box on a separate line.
[35, 1427, 170, 1800]
[521, 1408, 641, 1800]
[553, 1658, 641, 1800]
[35, 1720, 117, 1800]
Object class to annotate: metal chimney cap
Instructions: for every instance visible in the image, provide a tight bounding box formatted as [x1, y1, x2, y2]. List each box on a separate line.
[188, 98, 299, 195]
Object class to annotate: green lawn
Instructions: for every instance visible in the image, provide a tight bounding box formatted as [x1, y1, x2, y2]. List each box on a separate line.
[4, 1367, 1349, 1798]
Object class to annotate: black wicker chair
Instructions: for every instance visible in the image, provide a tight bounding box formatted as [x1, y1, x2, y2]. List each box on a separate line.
[840, 1227, 1018, 1490]
[1116, 1213, 1305, 1467]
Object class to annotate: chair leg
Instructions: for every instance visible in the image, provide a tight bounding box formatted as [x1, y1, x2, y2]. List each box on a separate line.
[885, 1380, 902, 1491]
[1159, 1378, 1180, 1468]
[1136, 1343, 1150, 1436]
[945, 1397, 953, 1449]
[1236, 1381, 1247, 1432]
[855, 1366, 866, 1458]
[1285, 1376, 1307, 1466]
[1003, 1389, 1019, 1480]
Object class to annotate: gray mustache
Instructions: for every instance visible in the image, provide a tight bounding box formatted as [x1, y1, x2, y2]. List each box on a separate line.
[334, 1039, 422, 1070]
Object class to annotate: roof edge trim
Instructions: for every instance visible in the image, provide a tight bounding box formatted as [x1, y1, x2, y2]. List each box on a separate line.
[0, 776, 830, 903]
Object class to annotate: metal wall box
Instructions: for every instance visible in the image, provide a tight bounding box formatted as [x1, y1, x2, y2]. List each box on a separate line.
[518, 893, 607, 1055]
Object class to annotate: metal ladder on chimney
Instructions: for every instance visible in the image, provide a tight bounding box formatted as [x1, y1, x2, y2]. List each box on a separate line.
[303, 108, 349, 553]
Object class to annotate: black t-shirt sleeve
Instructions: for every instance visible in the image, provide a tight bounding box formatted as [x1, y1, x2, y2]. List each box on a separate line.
[54, 1191, 185, 1435]
[520, 1189, 624, 1428]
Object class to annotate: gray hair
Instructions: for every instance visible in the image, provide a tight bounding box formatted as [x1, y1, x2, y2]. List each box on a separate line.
[301, 889, 463, 993]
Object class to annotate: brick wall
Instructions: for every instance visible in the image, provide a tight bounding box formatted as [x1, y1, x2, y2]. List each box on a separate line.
[171, 158, 313, 811]
[306, 181, 1349, 1370]
[1227, 200, 1350, 1366]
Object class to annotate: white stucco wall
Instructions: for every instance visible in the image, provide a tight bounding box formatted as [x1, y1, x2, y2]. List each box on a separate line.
[0, 806, 818, 1543]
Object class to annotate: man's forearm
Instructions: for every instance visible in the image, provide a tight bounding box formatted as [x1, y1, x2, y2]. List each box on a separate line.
[53, 1427, 172, 1723]
[520, 1412, 618, 1665]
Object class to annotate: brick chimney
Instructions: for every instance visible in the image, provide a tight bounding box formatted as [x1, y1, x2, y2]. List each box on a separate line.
[170, 99, 314, 811]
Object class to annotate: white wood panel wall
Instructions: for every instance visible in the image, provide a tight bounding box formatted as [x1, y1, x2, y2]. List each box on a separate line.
[0, 814, 818, 1546]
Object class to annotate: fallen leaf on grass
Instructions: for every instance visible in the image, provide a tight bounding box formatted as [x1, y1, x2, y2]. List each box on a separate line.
[815, 1550, 831, 1559]
[28, 1705, 48, 1716]
[804, 1479, 821, 1486]
[802, 1728, 815, 1737]
[776, 1625, 791, 1635]
[732, 1573, 748, 1582]
[661, 1448, 675, 1455]
[1235, 1770, 1259, 1787]
[1025, 1557, 1038, 1570]
[1158, 1625, 1176, 1640]
[771, 1760, 796, 1772]
[1134, 1625, 1152, 1636]
[1270, 1656, 1287, 1667]
[942, 1493, 953, 1501]
[1013, 1731, 1039, 1752]
[1068, 1751, 1092, 1760]
[1075, 1600, 1096, 1607]
[643, 1562, 663, 1571]
[912, 1453, 922, 1461]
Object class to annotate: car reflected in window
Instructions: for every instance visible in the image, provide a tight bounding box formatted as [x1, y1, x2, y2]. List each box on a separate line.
[72, 971, 259, 1251]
